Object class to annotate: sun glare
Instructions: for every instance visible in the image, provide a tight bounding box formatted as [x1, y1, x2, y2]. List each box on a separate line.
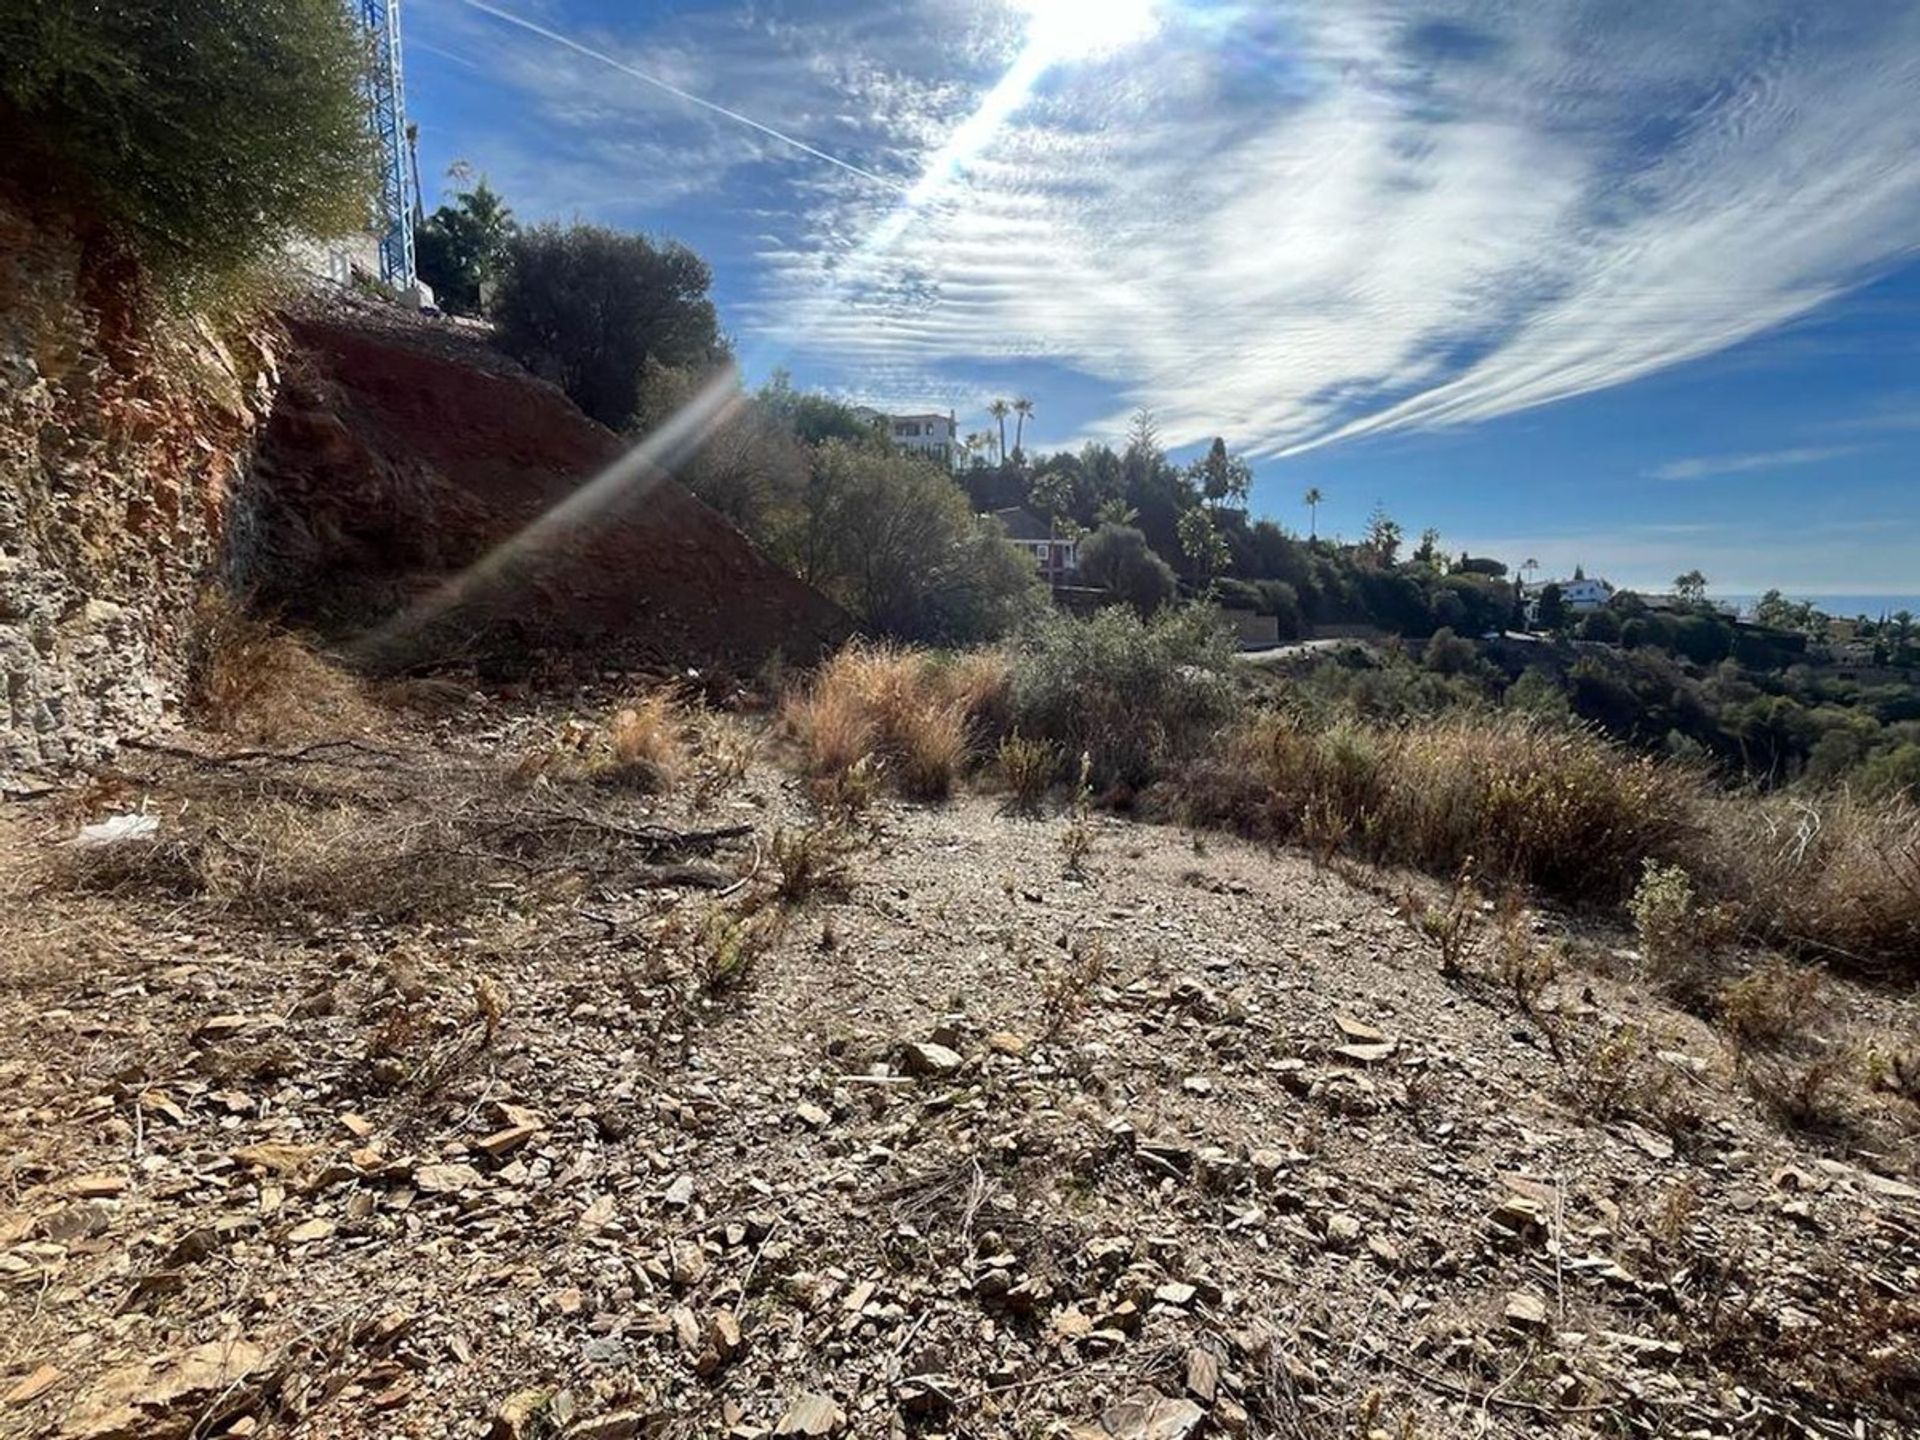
[1015, 0, 1160, 61]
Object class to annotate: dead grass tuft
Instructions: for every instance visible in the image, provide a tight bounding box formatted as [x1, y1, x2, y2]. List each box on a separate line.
[1706, 791, 1920, 974]
[188, 592, 378, 743]
[779, 642, 1006, 803]
[1744, 1053, 1855, 1136]
[768, 823, 855, 906]
[1717, 956, 1824, 1050]
[1182, 713, 1696, 906]
[1564, 1023, 1702, 1141]
[996, 732, 1058, 814]
[51, 793, 491, 924]
[605, 692, 686, 792]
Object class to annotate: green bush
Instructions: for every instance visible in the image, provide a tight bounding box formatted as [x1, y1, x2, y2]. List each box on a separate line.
[773, 441, 1043, 644]
[0, 0, 374, 298]
[415, 180, 515, 315]
[1076, 523, 1177, 617]
[1007, 605, 1238, 791]
[492, 223, 722, 429]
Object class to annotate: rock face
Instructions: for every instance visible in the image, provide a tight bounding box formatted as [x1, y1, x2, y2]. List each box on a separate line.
[0, 185, 271, 781]
[245, 296, 851, 673]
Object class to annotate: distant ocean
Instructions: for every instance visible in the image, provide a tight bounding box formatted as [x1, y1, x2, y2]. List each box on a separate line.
[1719, 594, 1920, 620]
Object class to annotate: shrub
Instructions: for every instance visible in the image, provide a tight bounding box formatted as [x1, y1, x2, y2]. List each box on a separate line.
[1075, 523, 1178, 617]
[493, 223, 721, 429]
[775, 442, 1043, 644]
[1718, 957, 1824, 1049]
[768, 823, 854, 906]
[1, 0, 373, 299]
[1007, 606, 1238, 792]
[414, 180, 515, 316]
[997, 733, 1058, 814]
[1628, 860, 1718, 995]
[1422, 626, 1476, 675]
[1182, 713, 1696, 905]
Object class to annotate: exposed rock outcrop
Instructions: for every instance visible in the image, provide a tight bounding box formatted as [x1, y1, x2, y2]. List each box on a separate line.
[0, 186, 271, 782]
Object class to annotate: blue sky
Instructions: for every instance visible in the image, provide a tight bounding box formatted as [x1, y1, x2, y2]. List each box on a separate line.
[402, 0, 1920, 599]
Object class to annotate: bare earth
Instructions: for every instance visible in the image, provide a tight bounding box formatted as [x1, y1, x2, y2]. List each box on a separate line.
[2, 702, 1916, 1440]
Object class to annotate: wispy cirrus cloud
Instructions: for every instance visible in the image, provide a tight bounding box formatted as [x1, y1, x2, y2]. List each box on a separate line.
[415, 0, 1920, 460]
[1648, 444, 1865, 481]
[745, 1, 1920, 454]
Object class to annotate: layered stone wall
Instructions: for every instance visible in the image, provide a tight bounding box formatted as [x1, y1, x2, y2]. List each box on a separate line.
[0, 192, 272, 782]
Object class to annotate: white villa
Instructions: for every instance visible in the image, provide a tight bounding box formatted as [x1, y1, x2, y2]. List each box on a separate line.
[1525, 573, 1615, 617]
[853, 407, 958, 467]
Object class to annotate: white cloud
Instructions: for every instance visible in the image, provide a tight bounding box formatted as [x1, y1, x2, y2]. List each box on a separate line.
[1648, 444, 1864, 481]
[415, 0, 1920, 461]
[741, 1, 1920, 454]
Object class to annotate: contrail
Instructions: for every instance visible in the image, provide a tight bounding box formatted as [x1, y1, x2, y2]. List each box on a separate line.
[459, 0, 908, 195]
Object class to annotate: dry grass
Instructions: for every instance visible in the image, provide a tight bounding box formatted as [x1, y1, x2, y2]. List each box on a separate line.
[768, 822, 855, 906]
[1717, 957, 1825, 1049]
[508, 692, 690, 793]
[1706, 792, 1920, 974]
[996, 732, 1058, 814]
[605, 692, 686, 792]
[1181, 713, 1697, 905]
[1563, 1023, 1703, 1141]
[50, 792, 492, 924]
[188, 593, 378, 743]
[779, 643, 1007, 803]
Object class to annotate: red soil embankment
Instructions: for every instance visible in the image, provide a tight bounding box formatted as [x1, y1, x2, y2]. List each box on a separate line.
[248, 299, 849, 672]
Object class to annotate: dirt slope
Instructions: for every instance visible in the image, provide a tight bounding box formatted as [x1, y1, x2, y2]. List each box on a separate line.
[244, 296, 849, 672]
[1, 701, 1915, 1439]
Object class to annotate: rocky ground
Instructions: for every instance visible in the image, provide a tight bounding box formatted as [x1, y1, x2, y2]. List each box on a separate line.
[2, 691, 1917, 1440]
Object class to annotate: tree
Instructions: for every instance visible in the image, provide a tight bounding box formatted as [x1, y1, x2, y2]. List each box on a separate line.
[963, 431, 996, 469]
[1012, 397, 1034, 459]
[1536, 582, 1569, 633]
[493, 223, 721, 430]
[1194, 437, 1252, 510]
[414, 178, 515, 315]
[1579, 609, 1622, 644]
[1, 0, 375, 298]
[1423, 626, 1475, 675]
[989, 399, 1011, 464]
[1413, 527, 1444, 568]
[1029, 469, 1077, 527]
[1126, 408, 1161, 459]
[1673, 569, 1709, 604]
[1364, 505, 1403, 567]
[1303, 487, 1323, 540]
[1076, 523, 1178, 617]
[1177, 507, 1230, 591]
[1522, 558, 1541, 584]
[777, 441, 1040, 642]
[758, 370, 885, 448]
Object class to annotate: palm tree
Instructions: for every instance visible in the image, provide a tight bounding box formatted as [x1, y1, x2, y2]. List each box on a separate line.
[1012, 397, 1034, 458]
[988, 399, 1011, 464]
[1523, 557, 1540, 583]
[1303, 487, 1323, 540]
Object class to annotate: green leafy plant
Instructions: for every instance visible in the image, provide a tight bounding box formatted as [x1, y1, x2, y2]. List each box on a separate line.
[2, 0, 375, 300]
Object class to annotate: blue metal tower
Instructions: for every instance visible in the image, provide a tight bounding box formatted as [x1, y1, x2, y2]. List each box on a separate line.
[358, 0, 417, 288]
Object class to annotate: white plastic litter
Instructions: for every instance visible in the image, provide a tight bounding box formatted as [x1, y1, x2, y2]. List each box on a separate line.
[73, 812, 160, 847]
